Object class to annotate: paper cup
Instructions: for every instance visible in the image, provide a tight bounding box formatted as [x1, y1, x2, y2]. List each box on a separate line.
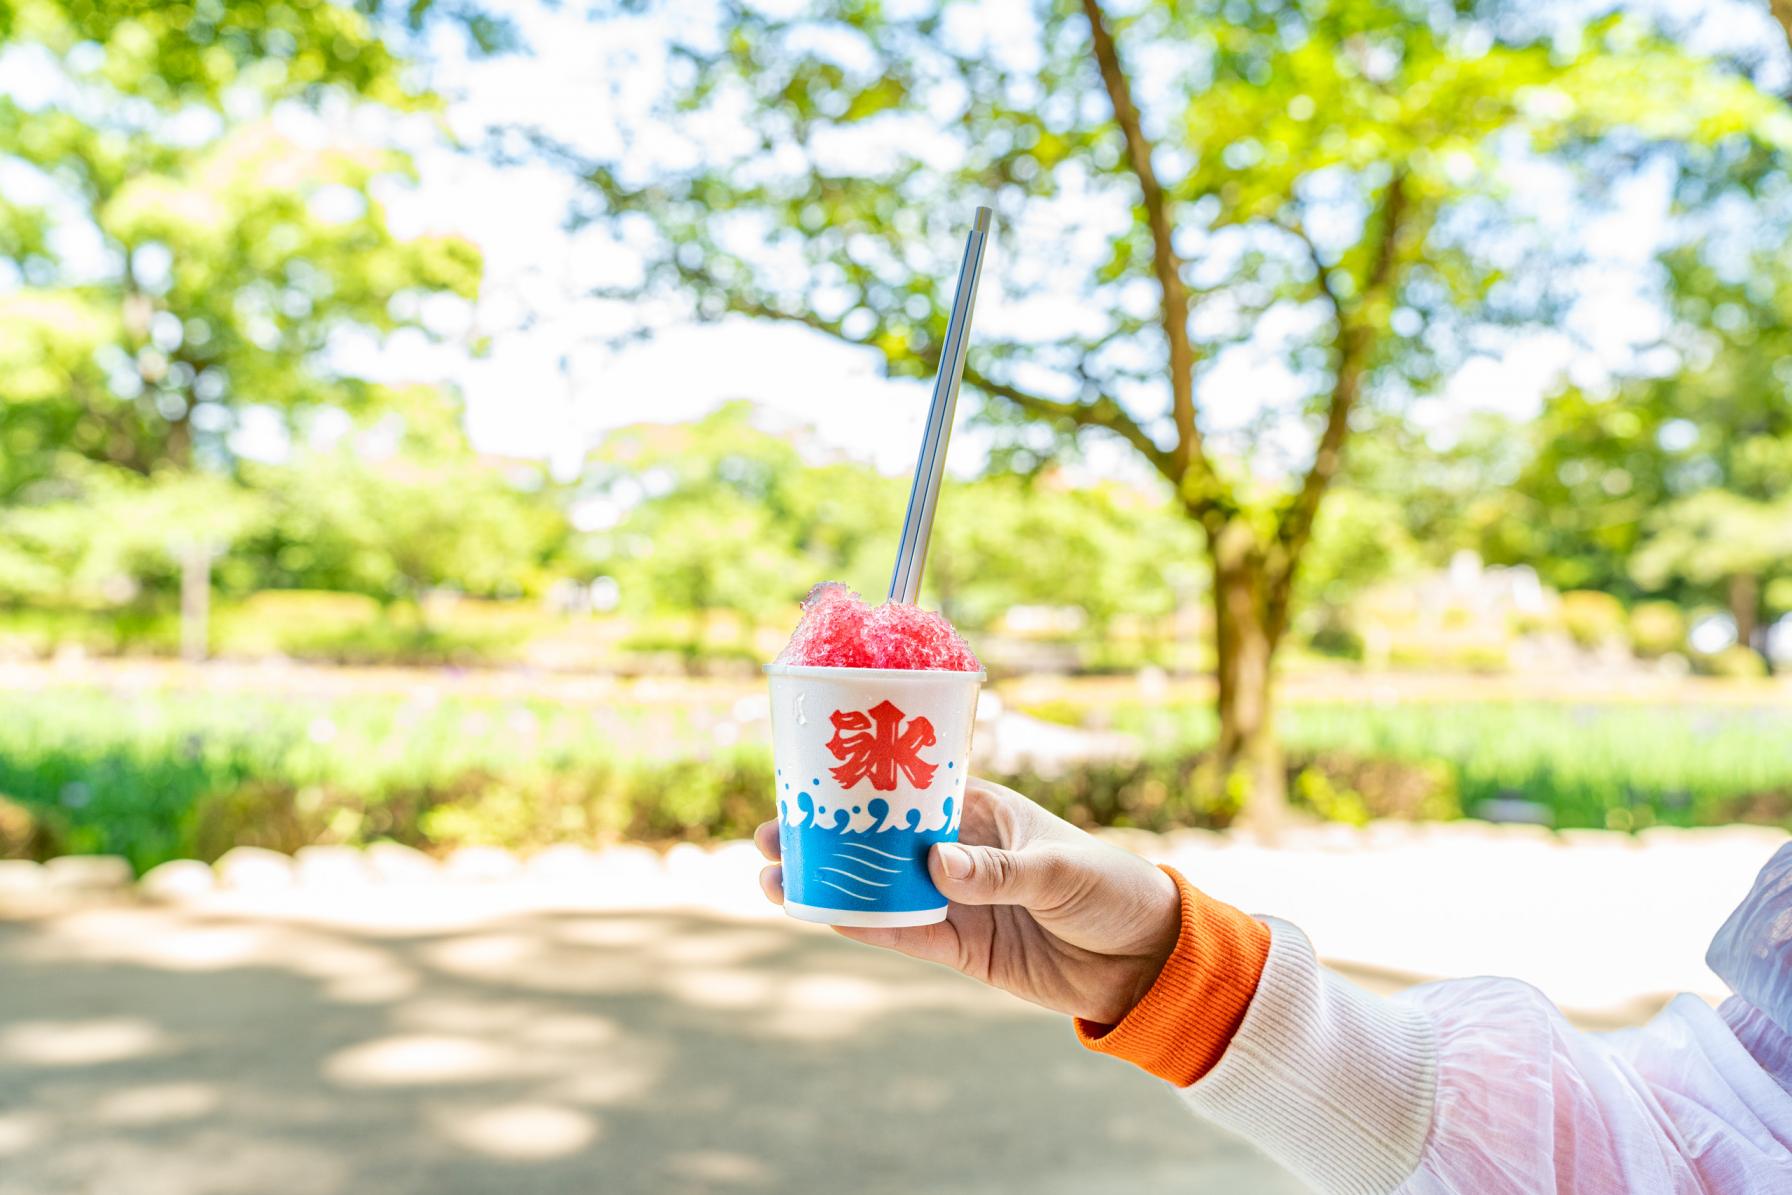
[765, 664, 985, 927]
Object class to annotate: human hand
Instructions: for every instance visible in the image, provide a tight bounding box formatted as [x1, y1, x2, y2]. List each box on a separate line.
[755, 778, 1181, 1025]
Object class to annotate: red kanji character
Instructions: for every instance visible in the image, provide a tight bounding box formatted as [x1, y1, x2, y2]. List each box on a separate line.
[825, 699, 938, 791]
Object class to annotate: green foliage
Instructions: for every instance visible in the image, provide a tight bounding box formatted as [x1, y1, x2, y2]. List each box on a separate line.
[928, 474, 1203, 643]
[566, 0, 1755, 451]
[584, 404, 1207, 660]
[1113, 698, 1792, 830]
[1633, 493, 1792, 590]
[238, 393, 571, 605]
[1486, 240, 1792, 665]
[583, 404, 826, 653]
[0, 0, 527, 623]
[2, 686, 1789, 871]
[0, 464, 266, 603]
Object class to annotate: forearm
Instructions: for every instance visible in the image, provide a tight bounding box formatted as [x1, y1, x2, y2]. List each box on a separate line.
[1177, 920, 1433, 1195]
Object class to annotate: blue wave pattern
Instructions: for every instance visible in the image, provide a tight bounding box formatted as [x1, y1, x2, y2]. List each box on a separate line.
[779, 792, 957, 914]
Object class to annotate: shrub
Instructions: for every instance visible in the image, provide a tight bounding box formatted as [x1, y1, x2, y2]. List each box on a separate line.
[0, 795, 62, 860]
[5, 689, 1791, 871]
[1306, 618, 1365, 661]
[1628, 601, 1687, 658]
[186, 781, 333, 860]
[1703, 644, 1769, 680]
[1559, 590, 1628, 649]
[1013, 699, 1087, 728]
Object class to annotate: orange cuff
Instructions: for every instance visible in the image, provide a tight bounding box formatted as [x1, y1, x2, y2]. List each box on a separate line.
[1075, 865, 1271, 1087]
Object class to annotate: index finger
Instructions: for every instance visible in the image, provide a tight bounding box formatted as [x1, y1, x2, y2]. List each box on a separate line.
[753, 818, 781, 861]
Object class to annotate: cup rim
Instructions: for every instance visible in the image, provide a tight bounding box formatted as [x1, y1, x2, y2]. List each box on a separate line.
[764, 663, 987, 682]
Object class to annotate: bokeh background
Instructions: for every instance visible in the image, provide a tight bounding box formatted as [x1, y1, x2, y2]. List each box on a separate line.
[2, 0, 1791, 1191]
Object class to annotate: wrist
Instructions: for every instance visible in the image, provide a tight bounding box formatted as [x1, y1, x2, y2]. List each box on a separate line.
[1076, 867, 1272, 1087]
[1119, 863, 1184, 1019]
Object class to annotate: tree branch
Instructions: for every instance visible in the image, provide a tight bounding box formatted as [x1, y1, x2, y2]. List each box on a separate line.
[1279, 216, 1346, 331]
[961, 364, 1178, 480]
[717, 288, 1180, 480]
[1079, 0, 1212, 495]
[1265, 172, 1409, 643]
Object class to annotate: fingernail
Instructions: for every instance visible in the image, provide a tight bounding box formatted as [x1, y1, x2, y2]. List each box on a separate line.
[937, 843, 971, 879]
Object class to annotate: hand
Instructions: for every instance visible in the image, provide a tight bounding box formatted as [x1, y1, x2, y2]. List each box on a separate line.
[755, 778, 1182, 1025]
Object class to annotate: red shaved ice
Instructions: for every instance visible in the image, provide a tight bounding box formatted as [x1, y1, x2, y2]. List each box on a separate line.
[774, 582, 981, 672]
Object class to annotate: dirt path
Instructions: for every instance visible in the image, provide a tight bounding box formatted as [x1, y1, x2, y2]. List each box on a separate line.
[3, 821, 1780, 1194]
[0, 897, 1299, 1195]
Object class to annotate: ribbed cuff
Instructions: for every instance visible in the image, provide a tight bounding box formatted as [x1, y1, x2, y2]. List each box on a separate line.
[1179, 919, 1436, 1195]
[1074, 865, 1271, 1086]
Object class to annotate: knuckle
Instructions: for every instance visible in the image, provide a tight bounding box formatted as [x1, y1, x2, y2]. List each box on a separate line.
[981, 847, 1017, 891]
[1028, 847, 1087, 911]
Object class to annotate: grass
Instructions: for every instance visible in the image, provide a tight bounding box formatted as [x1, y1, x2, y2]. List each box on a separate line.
[2, 684, 1789, 871]
[1107, 700, 1792, 830]
[0, 683, 718, 868]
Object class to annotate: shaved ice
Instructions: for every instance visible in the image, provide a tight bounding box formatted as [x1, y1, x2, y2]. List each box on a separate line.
[774, 582, 981, 672]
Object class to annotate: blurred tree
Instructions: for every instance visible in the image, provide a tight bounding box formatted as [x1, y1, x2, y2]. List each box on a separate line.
[583, 403, 1205, 668]
[240, 389, 569, 610]
[1632, 491, 1792, 662]
[0, 0, 498, 611]
[1488, 245, 1792, 668]
[553, 0, 1775, 820]
[0, 463, 265, 604]
[926, 473, 1204, 659]
[582, 405, 853, 665]
[1479, 385, 1665, 597]
[1288, 486, 1418, 644]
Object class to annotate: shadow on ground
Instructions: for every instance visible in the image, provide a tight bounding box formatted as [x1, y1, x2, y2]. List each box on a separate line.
[0, 902, 1303, 1194]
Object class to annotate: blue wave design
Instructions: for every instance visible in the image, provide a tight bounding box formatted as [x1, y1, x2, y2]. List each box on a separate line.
[778, 794, 956, 914]
[836, 842, 905, 861]
[816, 879, 876, 901]
[833, 851, 899, 875]
[818, 865, 891, 888]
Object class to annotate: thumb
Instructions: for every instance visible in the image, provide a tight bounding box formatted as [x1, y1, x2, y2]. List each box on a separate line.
[929, 842, 1064, 908]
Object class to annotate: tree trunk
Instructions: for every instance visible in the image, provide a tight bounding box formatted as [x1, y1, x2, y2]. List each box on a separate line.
[179, 542, 213, 663]
[1730, 572, 1764, 669]
[1210, 519, 1286, 835]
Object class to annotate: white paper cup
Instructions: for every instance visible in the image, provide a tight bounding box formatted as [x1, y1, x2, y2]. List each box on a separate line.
[765, 664, 985, 927]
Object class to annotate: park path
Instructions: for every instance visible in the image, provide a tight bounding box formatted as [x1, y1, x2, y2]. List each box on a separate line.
[0, 822, 1782, 1194]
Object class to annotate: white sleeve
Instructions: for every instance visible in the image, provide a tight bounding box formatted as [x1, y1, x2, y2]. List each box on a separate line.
[1179, 919, 1792, 1195]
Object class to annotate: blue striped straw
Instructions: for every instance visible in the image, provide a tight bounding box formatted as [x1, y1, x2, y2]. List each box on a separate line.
[888, 206, 992, 605]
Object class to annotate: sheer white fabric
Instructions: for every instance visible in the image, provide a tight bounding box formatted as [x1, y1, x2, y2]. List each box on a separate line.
[1393, 840, 1792, 1193]
[1395, 983, 1792, 1193]
[1180, 842, 1792, 1194]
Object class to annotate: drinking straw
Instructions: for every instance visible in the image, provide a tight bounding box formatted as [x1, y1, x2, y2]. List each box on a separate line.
[888, 206, 992, 604]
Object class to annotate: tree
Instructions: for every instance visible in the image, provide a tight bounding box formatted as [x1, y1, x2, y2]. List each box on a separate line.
[584, 403, 1207, 668]
[0, 0, 497, 611]
[583, 404, 848, 665]
[1632, 491, 1792, 664]
[242, 389, 570, 610]
[548, 0, 1773, 821]
[1496, 241, 1792, 668]
[925, 473, 1204, 662]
